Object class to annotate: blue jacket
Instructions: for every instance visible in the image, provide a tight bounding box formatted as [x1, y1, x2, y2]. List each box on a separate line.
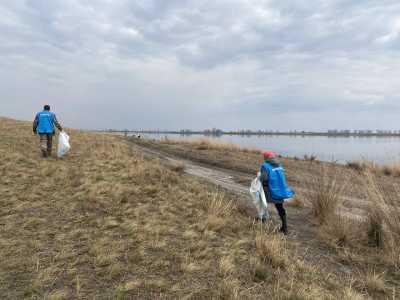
[261, 162, 295, 202]
[33, 111, 61, 134]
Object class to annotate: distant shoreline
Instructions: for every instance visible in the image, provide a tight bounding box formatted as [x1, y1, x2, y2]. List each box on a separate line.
[98, 130, 400, 138]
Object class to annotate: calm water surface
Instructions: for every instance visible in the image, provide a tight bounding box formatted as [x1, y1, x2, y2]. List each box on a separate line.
[141, 134, 400, 164]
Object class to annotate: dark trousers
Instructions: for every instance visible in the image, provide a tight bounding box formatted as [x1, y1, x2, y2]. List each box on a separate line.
[275, 202, 288, 233]
[263, 185, 288, 231]
[39, 134, 53, 157]
[274, 203, 286, 219]
[263, 185, 287, 219]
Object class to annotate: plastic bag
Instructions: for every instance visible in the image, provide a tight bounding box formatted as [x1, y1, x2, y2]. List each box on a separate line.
[57, 131, 71, 158]
[249, 172, 269, 220]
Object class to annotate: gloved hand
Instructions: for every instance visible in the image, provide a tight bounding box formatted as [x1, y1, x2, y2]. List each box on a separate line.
[33, 129, 37, 135]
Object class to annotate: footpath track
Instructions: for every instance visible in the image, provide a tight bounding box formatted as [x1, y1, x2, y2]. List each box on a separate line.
[132, 142, 250, 196]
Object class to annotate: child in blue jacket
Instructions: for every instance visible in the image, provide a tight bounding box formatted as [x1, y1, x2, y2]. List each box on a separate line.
[260, 151, 294, 235]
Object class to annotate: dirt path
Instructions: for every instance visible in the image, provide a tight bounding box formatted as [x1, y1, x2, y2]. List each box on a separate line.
[133, 143, 250, 195]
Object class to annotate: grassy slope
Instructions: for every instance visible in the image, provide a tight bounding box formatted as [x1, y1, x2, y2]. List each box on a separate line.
[0, 117, 396, 299]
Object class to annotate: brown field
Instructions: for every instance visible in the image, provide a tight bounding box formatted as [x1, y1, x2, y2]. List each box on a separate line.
[0, 117, 399, 299]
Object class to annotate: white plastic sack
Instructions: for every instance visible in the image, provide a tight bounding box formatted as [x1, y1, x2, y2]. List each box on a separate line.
[249, 172, 269, 220]
[57, 131, 71, 158]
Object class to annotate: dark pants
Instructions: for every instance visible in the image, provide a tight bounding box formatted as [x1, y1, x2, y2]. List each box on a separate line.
[39, 134, 53, 157]
[263, 185, 288, 233]
[275, 202, 288, 233]
[274, 203, 286, 219]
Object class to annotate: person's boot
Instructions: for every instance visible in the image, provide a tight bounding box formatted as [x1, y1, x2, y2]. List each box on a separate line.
[42, 150, 48, 158]
[280, 215, 288, 235]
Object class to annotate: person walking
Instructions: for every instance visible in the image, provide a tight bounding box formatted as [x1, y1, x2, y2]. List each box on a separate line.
[33, 105, 63, 158]
[260, 151, 294, 235]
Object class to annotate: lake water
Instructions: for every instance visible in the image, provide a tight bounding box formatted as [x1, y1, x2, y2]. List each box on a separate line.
[140, 133, 400, 165]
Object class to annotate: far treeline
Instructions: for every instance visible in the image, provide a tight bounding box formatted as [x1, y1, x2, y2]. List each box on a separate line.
[101, 128, 400, 137]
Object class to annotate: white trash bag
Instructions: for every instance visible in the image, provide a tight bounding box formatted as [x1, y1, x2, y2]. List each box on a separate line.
[57, 131, 71, 158]
[249, 172, 269, 220]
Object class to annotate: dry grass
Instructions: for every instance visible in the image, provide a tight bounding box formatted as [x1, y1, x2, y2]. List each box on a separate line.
[364, 269, 387, 295]
[2, 117, 399, 298]
[342, 286, 365, 300]
[161, 137, 260, 154]
[1, 117, 260, 298]
[255, 226, 288, 269]
[202, 193, 236, 232]
[311, 166, 400, 278]
[304, 153, 318, 162]
[318, 214, 365, 248]
[364, 171, 400, 269]
[204, 192, 236, 217]
[380, 162, 400, 177]
[219, 256, 236, 277]
[347, 159, 400, 177]
[217, 278, 240, 300]
[346, 160, 374, 172]
[306, 165, 348, 224]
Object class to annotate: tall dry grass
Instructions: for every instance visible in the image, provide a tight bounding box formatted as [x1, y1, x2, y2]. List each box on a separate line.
[363, 269, 387, 296]
[380, 162, 400, 177]
[319, 214, 365, 248]
[308, 162, 400, 264]
[347, 159, 400, 177]
[254, 227, 288, 269]
[306, 165, 348, 224]
[310, 163, 400, 272]
[161, 137, 260, 154]
[203, 193, 236, 232]
[364, 171, 400, 269]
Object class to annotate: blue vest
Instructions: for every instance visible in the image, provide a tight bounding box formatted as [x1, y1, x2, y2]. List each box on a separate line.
[261, 162, 295, 201]
[36, 111, 56, 134]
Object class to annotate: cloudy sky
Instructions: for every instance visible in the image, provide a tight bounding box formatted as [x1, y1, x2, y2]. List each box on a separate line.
[1, 0, 400, 131]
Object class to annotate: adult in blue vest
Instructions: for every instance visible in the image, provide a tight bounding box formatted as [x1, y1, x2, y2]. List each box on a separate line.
[260, 151, 295, 235]
[33, 105, 63, 157]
